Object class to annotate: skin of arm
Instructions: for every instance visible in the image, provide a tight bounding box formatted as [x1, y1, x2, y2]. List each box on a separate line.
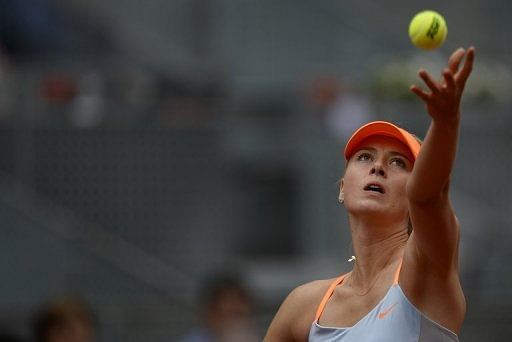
[264, 280, 331, 342]
[401, 47, 475, 333]
[406, 47, 474, 269]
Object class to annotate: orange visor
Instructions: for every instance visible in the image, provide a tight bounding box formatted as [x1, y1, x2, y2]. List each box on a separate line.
[344, 121, 421, 161]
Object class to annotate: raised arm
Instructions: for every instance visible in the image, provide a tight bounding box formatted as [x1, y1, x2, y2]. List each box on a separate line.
[406, 47, 475, 269]
[398, 47, 475, 334]
[408, 47, 474, 200]
[407, 47, 475, 272]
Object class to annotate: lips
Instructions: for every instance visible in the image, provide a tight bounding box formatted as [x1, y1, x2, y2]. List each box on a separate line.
[364, 182, 385, 194]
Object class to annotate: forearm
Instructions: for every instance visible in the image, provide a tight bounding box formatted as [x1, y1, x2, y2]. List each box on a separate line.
[407, 47, 473, 203]
[407, 118, 460, 202]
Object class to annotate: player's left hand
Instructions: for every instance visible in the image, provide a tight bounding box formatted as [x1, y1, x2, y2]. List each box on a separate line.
[410, 46, 475, 125]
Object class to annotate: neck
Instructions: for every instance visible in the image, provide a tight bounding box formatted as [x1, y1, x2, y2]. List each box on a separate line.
[348, 215, 409, 287]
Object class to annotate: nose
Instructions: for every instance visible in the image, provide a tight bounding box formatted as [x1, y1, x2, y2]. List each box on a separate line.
[370, 162, 386, 177]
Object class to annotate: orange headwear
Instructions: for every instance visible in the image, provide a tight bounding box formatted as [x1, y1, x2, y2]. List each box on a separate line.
[344, 121, 421, 161]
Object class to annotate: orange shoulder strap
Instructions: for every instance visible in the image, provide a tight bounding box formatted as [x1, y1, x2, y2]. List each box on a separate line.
[314, 274, 347, 323]
[393, 259, 403, 285]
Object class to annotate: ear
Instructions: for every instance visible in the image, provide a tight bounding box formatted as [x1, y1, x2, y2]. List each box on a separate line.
[338, 178, 345, 202]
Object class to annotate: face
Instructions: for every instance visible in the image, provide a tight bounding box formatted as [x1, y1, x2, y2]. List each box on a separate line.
[207, 290, 254, 339]
[341, 135, 414, 223]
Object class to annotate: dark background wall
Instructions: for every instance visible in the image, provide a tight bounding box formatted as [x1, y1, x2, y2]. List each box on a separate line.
[0, 0, 510, 341]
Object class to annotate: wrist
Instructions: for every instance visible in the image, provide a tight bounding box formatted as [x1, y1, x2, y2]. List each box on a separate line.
[432, 112, 460, 128]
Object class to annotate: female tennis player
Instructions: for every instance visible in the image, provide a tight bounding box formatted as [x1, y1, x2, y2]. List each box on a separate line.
[264, 46, 475, 341]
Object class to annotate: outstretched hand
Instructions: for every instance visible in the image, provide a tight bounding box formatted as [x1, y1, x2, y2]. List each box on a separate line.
[410, 47, 475, 125]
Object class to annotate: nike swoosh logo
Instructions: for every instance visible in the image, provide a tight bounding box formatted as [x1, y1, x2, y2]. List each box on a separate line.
[378, 303, 398, 319]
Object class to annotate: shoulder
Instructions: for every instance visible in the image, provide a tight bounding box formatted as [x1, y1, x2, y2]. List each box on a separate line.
[279, 278, 335, 326]
[264, 278, 336, 342]
[288, 278, 334, 309]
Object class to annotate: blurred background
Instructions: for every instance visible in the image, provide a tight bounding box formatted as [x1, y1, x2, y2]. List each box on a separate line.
[0, 0, 510, 341]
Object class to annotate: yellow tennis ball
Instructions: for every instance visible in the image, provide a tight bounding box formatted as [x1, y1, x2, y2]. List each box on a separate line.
[408, 10, 447, 50]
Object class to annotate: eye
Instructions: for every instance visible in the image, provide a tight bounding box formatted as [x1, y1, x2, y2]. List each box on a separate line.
[390, 157, 407, 168]
[356, 152, 373, 162]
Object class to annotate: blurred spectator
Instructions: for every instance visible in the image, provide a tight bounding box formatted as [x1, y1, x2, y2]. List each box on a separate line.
[32, 296, 96, 342]
[324, 86, 373, 142]
[180, 272, 258, 342]
[307, 76, 373, 141]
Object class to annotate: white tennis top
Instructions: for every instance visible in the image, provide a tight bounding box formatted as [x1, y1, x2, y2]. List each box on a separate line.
[309, 261, 459, 341]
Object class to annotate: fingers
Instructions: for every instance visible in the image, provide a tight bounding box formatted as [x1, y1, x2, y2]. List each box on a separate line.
[419, 69, 440, 94]
[410, 85, 430, 102]
[411, 46, 475, 105]
[457, 46, 475, 88]
[442, 69, 456, 91]
[444, 47, 475, 92]
[412, 69, 444, 102]
[448, 48, 466, 74]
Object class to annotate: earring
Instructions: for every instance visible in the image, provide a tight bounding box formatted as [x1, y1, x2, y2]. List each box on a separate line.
[338, 192, 344, 204]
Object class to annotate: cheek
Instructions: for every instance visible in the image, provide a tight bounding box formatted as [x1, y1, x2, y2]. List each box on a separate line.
[342, 171, 359, 194]
[343, 163, 363, 187]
